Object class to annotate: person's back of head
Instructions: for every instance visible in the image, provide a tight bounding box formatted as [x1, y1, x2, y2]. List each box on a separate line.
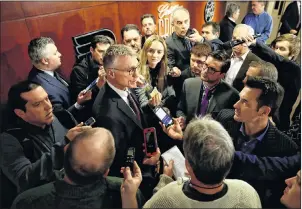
[183, 116, 235, 185]
[226, 3, 240, 21]
[246, 60, 278, 82]
[64, 127, 116, 185]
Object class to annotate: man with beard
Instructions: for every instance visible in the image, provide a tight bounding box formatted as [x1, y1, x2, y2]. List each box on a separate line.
[121, 24, 142, 57]
[176, 50, 239, 129]
[141, 14, 157, 46]
[70, 35, 114, 102]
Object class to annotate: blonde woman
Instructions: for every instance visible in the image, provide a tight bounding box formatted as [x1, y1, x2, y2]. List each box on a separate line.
[135, 35, 176, 114]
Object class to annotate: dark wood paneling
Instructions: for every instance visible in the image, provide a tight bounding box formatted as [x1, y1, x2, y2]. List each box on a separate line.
[21, 1, 111, 17]
[0, 20, 32, 102]
[0, 2, 24, 22]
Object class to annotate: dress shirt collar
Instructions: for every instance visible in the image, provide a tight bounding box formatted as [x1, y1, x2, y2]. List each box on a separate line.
[239, 122, 269, 141]
[228, 16, 236, 23]
[107, 81, 129, 100]
[231, 50, 249, 61]
[36, 66, 55, 77]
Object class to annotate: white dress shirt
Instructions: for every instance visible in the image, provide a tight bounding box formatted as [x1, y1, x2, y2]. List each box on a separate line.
[225, 50, 250, 86]
[107, 81, 130, 106]
[40, 69, 54, 77]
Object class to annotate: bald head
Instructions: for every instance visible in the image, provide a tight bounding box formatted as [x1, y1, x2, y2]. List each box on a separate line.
[64, 128, 115, 185]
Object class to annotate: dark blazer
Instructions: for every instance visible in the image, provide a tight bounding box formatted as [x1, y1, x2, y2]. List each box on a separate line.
[92, 83, 148, 177]
[215, 109, 298, 208]
[279, 1, 301, 35]
[216, 109, 298, 157]
[219, 16, 236, 42]
[28, 67, 71, 111]
[228, 51, 262, 92]
[177, 78, 239, 124]
[251, 41, 301, 131]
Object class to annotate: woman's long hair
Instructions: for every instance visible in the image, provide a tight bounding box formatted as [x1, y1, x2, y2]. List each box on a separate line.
[139, 35, 168, 92]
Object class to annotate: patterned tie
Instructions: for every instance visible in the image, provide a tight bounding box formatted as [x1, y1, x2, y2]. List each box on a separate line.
[127, 92, 141, 122]
[200, 88, 210, 116]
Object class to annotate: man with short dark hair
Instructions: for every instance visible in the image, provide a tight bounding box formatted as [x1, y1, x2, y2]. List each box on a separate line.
[219, 3, 240, 42]
[70, 35, 114, 102]
[11, 128, 145, 209]
[177, 50, 239, 129]
[0, 81, 88, 208]
[216, 77, 298, 208]
[201, 22, 223, 51]
[121, 24, 142, 55]
[140, 14, 157, 46]
[27, 37, 92, 122]
[121, 117, 261, 208]
[242, 1, 272, 43]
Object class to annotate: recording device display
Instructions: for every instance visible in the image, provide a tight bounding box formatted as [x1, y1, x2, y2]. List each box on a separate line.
[83, 78, 98, 94]
[153, 106, 173, 127]
[228, 34, 261, 48]
[125, 147, 135, 172]
[143, 127, 158, 156]
[84, 117, 96, 126]
[186, 28, 195, 37]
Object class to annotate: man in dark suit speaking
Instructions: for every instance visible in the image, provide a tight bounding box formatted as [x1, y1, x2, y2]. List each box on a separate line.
[92, 45, 160, 179]
[176, 50, 239, 129]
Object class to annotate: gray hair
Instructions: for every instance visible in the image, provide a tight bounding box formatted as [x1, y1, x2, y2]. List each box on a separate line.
[234, 24, 254, 36]
[183, 116, 235, 185]
[28, 37, 54, 64]
[249, 60, 278, 81]
[171, 7, 190, 23]
[226, 3, 240, 18]
[103, 44, 134, 69]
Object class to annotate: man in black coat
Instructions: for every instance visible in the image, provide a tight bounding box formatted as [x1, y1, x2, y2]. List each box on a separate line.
[166, 7, 204, 100]
[70, 35, 113, 103]
[92, 45, 160, 198]
[177, 50, 239, 128]
[215, 77, 298, 208]
[279, 1, 301, 35]
[201, 21, 224, 51]
[219, 3, 240, 42]
[0, 81, 88, 208]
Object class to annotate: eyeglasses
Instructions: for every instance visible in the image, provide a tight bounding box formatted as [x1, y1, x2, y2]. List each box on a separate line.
[204, 65, 221, 74]
[109, 64, 140, 76]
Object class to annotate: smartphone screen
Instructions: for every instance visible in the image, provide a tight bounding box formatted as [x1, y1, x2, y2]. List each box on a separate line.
[144, 130, 157, 154]
[154, 107, 173, 127]
[84, 117, 96, 126]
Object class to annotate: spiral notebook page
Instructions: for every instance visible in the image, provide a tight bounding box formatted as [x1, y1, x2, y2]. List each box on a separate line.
[161, 146, 188, 179]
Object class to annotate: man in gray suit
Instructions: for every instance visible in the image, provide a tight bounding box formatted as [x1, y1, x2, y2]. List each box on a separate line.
[177, 50, 239, 129]
[224, 24, 261, 92]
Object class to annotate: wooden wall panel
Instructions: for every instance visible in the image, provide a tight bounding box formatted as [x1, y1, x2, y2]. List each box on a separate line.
[82, 3, 121, 41]
[26, 10, 87, 79]
[21, 1, 111, 17]
[0, 2, 24, 21]
[0, 1, 226, 104]
[0, 20, 32, 102]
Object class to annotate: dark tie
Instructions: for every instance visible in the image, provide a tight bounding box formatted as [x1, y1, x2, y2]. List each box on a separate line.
[183, 38, 192, 52]
[200, 88, 210, 116]
[127, 92, 141, 122]
[54, 72, 69, 87]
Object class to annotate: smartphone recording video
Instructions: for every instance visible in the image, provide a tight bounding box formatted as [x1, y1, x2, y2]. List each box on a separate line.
[143, 128, 158, 156]
[153, 106, 173, 127]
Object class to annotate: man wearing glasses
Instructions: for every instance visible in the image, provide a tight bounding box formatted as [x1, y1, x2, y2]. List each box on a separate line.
[92, 44, 160, 197]
[176, 50, 239, 129]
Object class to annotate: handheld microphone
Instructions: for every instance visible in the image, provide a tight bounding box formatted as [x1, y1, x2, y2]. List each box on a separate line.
[227, 34, 261, 48]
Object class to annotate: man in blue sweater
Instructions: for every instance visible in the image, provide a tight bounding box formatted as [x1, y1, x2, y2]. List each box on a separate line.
[242, 1, 272, 43]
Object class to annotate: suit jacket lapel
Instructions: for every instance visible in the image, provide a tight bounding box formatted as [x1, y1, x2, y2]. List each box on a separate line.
[190, 80, 202, 115]
[38, 71, 69, 93]
[106, 85, 143, 129]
